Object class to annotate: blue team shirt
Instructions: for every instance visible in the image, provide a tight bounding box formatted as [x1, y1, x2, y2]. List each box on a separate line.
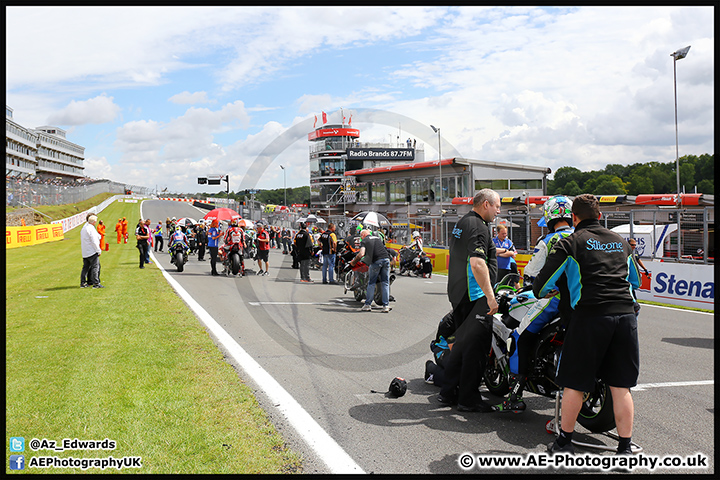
[493, 237, 515, 270]
[208, 227, 221, 248]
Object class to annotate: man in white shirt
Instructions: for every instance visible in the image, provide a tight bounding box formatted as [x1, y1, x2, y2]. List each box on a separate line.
[81, 214, 104, 288]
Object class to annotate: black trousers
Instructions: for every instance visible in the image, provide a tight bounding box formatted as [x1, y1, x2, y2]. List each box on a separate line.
[437, 296, 493, 405]
[197, 242, 206, 260]
[209, 246, 219, 273]
[154, 235, 164, 251]
[81, 253, 100, 286]
[137, 242, 148, 267]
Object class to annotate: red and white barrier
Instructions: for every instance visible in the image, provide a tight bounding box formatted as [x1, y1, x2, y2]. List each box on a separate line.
[158, 197, 212, 204]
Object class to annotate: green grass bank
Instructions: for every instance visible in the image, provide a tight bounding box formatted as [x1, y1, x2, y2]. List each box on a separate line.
[6, 197, 302, 474]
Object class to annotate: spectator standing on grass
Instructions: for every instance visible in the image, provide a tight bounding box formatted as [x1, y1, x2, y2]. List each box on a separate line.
[121, 217, 128, 244]
[535, 194, 641, 455]
[115, 218, 123, 244]
[208, 219, 222, 276]
[97, 219, 106, 251]
[144, 219, 153, 264]
[135, 219, 151, 269]
[80, 214, 103, 288]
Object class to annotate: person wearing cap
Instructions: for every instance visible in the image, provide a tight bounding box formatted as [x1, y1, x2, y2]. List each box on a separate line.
[80, 214, 103, 288]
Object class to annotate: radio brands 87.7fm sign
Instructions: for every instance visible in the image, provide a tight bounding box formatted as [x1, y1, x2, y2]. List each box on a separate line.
[346, 148, 415, 161]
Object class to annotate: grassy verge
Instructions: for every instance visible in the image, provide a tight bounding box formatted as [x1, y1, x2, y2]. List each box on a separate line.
[5, 193, 117, 221]
[6, 199, 302, 474]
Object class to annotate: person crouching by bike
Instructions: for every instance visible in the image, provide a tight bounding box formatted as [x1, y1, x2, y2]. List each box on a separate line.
[535, 194, 641, 455]
[349, 229, 392, 313]
[493, 195, 574, 414]
[222, 220, 245, 276]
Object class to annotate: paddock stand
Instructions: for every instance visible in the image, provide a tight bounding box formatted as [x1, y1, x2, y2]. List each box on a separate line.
[545, 391, 643, 454]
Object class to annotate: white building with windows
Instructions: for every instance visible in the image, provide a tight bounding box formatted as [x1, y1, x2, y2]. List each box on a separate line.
[6, 106, 85, 181]
[6, 106, 39, 179]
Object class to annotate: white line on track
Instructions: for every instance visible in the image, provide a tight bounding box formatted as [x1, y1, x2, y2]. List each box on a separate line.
[633, 380, 714, 391]
[143, 201, 364, 474]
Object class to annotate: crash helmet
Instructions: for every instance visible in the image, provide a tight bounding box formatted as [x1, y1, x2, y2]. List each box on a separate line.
[176, 226, 182, 232]
[541, 195, 573, 231]
[388, 377, 407, 397]
[172, 217, 176, 221]
[412, 231, 420, 238]
[356, 224, 363, 234]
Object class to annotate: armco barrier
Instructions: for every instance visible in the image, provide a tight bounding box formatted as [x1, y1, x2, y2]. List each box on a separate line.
[7, 224, 64, 249]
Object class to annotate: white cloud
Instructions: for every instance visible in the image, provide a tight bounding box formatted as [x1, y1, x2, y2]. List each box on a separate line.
[5, 6, 713, 193]
[46, 95, 121, 126]
[168, 91, 211, 105]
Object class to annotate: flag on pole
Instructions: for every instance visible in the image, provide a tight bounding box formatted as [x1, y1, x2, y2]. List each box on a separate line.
[322, 111, 327, 124]
[348, 114, 352, 126]
[314, 115, 317, 128]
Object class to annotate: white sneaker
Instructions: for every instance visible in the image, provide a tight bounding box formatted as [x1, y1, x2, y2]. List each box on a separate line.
[360, 304, 372, 312]
[382, 305, 392, 313]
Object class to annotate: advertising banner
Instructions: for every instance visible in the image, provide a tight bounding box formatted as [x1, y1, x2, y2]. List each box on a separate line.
[636, 261, 714, 310]
[6, 224, 65, 249]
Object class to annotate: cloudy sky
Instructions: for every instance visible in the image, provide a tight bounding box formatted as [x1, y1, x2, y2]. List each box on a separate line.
[6, 6, 714, 194]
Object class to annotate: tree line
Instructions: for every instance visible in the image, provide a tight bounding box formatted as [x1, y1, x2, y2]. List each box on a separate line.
[197, 186, 311, 207]
[548, 154, 714, 196]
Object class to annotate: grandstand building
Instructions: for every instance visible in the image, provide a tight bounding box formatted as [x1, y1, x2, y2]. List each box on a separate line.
[6, 105, 85, 181]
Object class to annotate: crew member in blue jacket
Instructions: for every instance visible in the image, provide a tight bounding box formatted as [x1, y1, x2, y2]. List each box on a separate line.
[534, 194, 641, 455]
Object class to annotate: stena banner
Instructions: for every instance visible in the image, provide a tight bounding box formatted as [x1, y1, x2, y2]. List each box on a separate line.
[636, 260, 714, 311]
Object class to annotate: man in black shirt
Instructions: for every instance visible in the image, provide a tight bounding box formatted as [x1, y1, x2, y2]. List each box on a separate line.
[437, 189, 501, 412]
[350, 229, 392, 313]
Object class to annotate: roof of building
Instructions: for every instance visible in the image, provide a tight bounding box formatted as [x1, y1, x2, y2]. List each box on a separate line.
[344, 157, 552, 177]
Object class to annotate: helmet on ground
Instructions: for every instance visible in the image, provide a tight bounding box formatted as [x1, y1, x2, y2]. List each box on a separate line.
[412, 231, 420, 238]
[539, 195, 573, 231]
[388, 377, 407, 397]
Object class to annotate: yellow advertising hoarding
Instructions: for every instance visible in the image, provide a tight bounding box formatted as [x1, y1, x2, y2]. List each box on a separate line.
[6, 224, 65, 249]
